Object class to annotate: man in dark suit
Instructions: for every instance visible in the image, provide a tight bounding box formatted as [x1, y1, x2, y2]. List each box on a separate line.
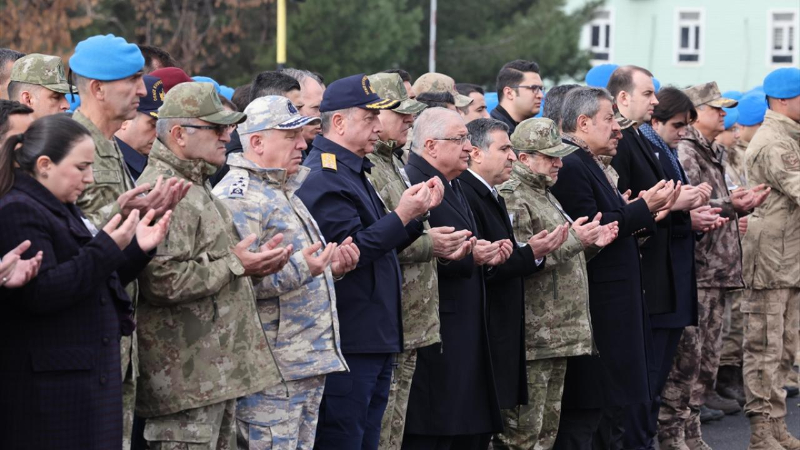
[402, 107, 513, 450]
[548, 87, 676, 450]
[296, 74, 439, 450]
[458, 117, 568, 415]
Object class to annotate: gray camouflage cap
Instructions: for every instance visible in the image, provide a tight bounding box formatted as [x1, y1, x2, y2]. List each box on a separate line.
[412, 72, 473, 108]
[511, 118, 578, 157]
[10, 53, 76, 94]
[240, 95, 320, 135]
[368, 73, 427, 115]
[158, 82, 246, 125]
[683, 81, 738, 108]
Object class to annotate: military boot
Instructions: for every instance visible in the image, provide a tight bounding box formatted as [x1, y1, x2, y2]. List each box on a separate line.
[699, 404, 724, 422]
[704, 389, 742, 414]
[716, 365, 746, 406]
[685, 436, 713, 450]
[771, 417, 800, 450]
[659, 429, 691, 450]
[749, 415, 786, 450]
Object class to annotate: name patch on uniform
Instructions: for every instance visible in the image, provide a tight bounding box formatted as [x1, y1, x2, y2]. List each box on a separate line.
[781, 152, 800, 171]
[321, 153, 338, 172]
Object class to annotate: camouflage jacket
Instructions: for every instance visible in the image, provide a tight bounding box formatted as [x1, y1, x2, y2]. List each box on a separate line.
[73, 110, 138, 379]
[135, 139, 281, 417]
[723, 139, 749, 190]
[498, 162, 594, 361]
[213, 153, 348, 384]
[742, 110, 800, 289]
[677, 125, 744, 288]
[366, 140, 440, 349]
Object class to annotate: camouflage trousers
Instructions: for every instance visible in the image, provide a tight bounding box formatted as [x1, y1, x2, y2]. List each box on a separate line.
[122, 332, 137, 450]
[658, 288, 726, 442]
[378, 349, 417, 450]
[742, 288, 800, 418]
[236, 375, 325, 450]
[144, 399, 236, 450]
[494, 357, 567, 450]
[719, 288, 746, 368]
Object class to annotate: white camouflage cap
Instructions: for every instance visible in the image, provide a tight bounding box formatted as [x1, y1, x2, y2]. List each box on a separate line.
[240, 95, 321, 135]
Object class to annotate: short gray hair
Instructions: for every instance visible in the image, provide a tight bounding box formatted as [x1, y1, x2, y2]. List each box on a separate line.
[542, 84, 580, 127]
[71, 73, 93, 95]
[320, 107, 356, 135]
[560, 87, 613, 133]
[280, 68, 323, 85]
[155, 118, 194, 143]
[466, 118, 508, 153]
[6, 81, 41, 102]
[410, 107, 462, 155]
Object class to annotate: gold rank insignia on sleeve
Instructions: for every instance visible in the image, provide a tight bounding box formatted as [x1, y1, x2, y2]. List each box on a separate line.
[321, 153, 338, 172]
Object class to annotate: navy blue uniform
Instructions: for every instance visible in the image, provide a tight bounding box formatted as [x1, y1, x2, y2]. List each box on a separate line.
[297, 135, 423, 449]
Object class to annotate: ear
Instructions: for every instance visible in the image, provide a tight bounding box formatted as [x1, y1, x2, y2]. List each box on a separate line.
[119, 119, 131, 131]
[332, 112, 346, 135]
[35, 155, 53, 176]
[618, 90, 630, 107]
[248, 133, 264, 155]
[89, 79, 105, 101]
[171, 123, 187, 147]
[503, 86, 515, 102]
[577, 114, 591, 133]
[20, 90, 34, 108]
[469, 146, 483, 164]
[424, 138, 438, 158]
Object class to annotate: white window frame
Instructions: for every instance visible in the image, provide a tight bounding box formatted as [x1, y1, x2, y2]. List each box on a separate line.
[674, 8, 705, 66]
[766, 9, 799, 67]
[585, 8, 614, 65]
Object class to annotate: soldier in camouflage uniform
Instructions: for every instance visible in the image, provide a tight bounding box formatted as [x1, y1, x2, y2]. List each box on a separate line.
[136, 82, 288, 449]
[494, 118, 618, 450]
[411, 72, 473, 110]
[69, 34, 188, 450]
[659, 82, 770, 450]
[212, 95, 358, 449]
[741, 67, 800, 450]
[365, 73, 474, 450]
[7, 53, 74, 119]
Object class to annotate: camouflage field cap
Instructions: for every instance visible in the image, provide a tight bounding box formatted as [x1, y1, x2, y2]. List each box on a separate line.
[412, 72, 473, 108]
[682, 81, 738, 108]
[239, 95, 320, 135]
[158, 82, 246, 125]
[368, 73, 427, 115]
[10, 54, 76, 94]
[511, 118, 578, 157]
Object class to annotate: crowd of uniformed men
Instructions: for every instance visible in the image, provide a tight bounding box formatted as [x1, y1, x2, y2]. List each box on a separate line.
[0, 33, 798, 450]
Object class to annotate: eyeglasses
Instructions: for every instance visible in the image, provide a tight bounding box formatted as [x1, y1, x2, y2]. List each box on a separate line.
[511, 84, 545, 94]
[433, 134, 472, 145]
[180, 124, 236, 135]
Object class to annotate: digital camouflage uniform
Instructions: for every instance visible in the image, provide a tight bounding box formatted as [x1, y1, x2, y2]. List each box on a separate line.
[741, 109, 800, 422]
[9, 53, 75, 97]
[213, 143, 348, 449]
[364, 73, 433, 450]
[494, 119, 594, 450]
[660, 99, 745, 443]
[74, 108, 141, 450]
[136, 83, 283, 449]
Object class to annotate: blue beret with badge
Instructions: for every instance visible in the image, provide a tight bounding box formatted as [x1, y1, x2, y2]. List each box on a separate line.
[69, 34, 144, 81]
[320, 74, 400, 113]
[763, 67, 800, 99]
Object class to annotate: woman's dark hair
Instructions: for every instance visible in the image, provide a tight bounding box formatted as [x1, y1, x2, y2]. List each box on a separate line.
[0, 114, 91, 196]
[652, 86, 698, 124]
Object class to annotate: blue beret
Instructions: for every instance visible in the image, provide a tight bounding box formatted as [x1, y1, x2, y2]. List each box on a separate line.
[764, 67, 800, 99]
[192, 76, 221, 93]
[723, 107, 739, 130]
[69, 34, 144, 81]
[585, 64, 619, 88]
[653, 77, 661, 93]
[737, 92, 768, 127]
[722, 90, 743, 101]
[219, 85, 234, 101]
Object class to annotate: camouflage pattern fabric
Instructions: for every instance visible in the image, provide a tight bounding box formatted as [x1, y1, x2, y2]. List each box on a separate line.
[368, 73, 426, 116]
[511, 118, 578, 158]
[494, 357, 568, 450]
[677, 125, 744, 289]
[742, 289, 800, 418]
[411, 72, 473, 108]
[722, 139, 749, 191]
[658, 288, 726, 442]
[379, 349, 417, 450]
[144, 399, 236, 450]
[10, 53, 75, 93]
[498, 162, 594, 361]
[235, 375, 326, 450]
[135, 139, 282, 418]
[720, 288, 746, 368]
[682, 82, 738, 109]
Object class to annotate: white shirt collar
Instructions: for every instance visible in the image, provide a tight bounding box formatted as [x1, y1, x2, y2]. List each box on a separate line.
[467, 168, 494, 194]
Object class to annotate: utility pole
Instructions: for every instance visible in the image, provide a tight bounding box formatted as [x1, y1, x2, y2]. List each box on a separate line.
[277, 0, 287, 69]
[429, 0, 437, 73]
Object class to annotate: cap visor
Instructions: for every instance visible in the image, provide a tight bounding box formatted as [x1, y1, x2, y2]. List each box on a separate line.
[455, 93, 473, 108]
[200, 110, 247, 125]
[707, 98, 738, 108]
[525, 142, 579, 158]
[275, 115, 321, 130]
[362, 98, 400, 110]
[45, 83, 77, 94]
[394, 98, 427, 115]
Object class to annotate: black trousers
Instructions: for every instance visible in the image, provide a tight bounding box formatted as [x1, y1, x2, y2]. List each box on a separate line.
[401, 433, 492, 450]
[620, 327, 684, 450]
[553, 407, 605, 450]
